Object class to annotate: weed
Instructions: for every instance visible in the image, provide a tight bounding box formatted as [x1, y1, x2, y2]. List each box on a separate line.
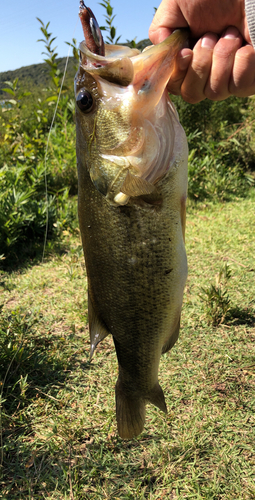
[200, 264, 232, 326]
[99, 0, 122, 44]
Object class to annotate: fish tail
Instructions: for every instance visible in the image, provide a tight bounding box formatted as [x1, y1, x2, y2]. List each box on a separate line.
[115, 379, 167, 439]
[115, 379, 145, 439]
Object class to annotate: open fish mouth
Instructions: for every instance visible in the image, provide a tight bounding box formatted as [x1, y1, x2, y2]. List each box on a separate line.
[79, 30, 188, 109]
[76, 31, 188, 206]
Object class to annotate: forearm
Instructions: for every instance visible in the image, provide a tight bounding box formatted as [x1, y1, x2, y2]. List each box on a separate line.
[245, 0, 255, 46]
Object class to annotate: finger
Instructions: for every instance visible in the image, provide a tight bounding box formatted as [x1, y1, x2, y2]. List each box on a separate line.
[167, 48, 193, 95]
[149, 0, 186, 44]
[230, 44, 255, 97]
[180, 33, 218, 103]
[204, 27, 243, 100]
[149, 0, 246, 42]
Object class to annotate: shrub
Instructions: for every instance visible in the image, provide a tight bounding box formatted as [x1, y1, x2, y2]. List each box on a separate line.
[0, 163, 77, 266]
[172, 96, 255, 200]
[200, 264, 232, 326]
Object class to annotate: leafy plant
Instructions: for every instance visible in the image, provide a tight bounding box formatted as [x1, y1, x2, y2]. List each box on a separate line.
[0, 163, 77, 266]
[200, 264, 232, 326]
[99, 0, 121, 44]
[37, 18, 65, 98]
[65, 38, 80, 68]
[171, 96, 255, 201]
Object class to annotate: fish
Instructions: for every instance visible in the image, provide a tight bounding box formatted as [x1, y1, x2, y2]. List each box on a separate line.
[75, 2, 188, 439]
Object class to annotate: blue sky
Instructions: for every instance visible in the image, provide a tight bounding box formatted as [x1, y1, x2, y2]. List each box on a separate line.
[1, 0, 158, 73]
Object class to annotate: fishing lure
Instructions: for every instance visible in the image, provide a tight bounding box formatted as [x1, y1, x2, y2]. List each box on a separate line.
[79, 0, 105, 56]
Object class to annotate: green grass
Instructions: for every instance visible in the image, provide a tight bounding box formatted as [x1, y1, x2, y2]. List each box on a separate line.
[0, 192, 254, 499]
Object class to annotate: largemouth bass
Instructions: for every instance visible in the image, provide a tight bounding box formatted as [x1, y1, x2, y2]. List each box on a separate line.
[75, 3, 188, 439]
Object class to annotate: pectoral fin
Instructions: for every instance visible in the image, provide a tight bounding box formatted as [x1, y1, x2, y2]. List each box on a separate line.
[121, 171, 155, 197]
[88, 292, 110, 359]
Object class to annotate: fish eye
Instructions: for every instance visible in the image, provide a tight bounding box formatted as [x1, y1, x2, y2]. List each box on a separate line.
[76, 90, 94, 113]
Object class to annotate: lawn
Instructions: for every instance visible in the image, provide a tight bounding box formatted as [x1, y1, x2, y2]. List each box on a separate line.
[0, 191, 254, 499]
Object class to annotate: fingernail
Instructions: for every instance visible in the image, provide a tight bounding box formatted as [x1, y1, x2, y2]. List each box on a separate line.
[178, 53, 192, 71]
[223, 26, 240, 39]
[201, 34, 218, 49]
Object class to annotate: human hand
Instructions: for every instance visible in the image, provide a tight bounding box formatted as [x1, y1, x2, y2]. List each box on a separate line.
[149, 0, 255, 102]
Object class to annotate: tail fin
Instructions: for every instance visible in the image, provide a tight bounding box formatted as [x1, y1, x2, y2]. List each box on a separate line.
[115, 379, 167, 439]
[115, 379, 145, 439]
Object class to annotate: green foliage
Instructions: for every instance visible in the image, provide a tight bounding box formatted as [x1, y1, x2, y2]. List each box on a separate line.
[200, 264, 232, 326]
[126, 37, 138, 48]
[65, 38, 80, 69]
[172, 96, 255, 200]
[0, 19, 79, 266]
[37, 18, 64, 96]
[0, 57, 77, 99]
[99, 0, 121, 44]
[0, 1, 255, 266]
[0, 163, 77, 266]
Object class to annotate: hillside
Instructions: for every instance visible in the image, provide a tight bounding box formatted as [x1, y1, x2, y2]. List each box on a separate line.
[0, 39, 151, 98]
[0, 57, 77, 98]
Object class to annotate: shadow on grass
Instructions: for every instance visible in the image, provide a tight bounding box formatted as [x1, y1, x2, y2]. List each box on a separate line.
[2, 429, 218, 499]
[1, 326, 91, 416]
[0, 308, 91, 487]
[2, 441, 159, 499]
[0, 238, 70, 274]
[226, 305, 255, 326]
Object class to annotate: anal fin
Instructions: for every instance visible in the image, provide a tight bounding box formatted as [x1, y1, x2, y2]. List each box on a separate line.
[88, 292, 110, 359]
[147, 382, 167, 413]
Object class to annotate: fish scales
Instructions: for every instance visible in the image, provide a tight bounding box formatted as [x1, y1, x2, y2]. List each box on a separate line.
[77, 157, 187, 437]
[76, 5, 188, 439]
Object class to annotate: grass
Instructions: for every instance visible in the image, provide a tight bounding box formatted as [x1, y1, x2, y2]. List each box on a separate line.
[0, 191, 255, 499]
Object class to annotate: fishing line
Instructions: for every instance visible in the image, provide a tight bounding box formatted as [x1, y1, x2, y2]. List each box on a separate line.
[42, 19, 79, 262]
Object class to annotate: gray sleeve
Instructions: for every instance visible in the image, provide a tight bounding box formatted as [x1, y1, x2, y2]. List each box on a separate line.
[245, 0, 255, 47]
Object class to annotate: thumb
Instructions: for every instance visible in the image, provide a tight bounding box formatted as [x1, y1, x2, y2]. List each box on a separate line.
[149, 0, 187, 44]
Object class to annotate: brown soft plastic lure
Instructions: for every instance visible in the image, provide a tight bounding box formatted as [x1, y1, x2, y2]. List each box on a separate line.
[79, 0, 105, 56]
